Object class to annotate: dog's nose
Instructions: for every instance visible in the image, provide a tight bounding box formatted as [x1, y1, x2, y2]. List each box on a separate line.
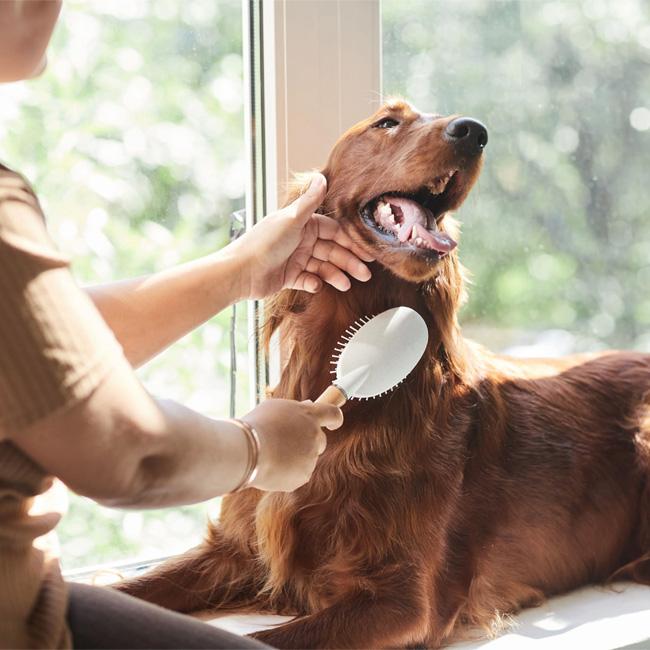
[444, 117, 488, 155]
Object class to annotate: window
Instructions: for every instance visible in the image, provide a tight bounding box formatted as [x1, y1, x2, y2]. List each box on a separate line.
[0, 0, 248, 570]
[383, 0, 650, 355]
[5, 0, 646, 576]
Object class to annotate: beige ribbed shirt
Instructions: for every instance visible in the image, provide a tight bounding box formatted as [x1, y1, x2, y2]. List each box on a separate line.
[0, 164, 121, 649]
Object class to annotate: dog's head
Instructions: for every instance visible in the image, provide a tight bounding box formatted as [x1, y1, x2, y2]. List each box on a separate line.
[321, 99, 487, 282]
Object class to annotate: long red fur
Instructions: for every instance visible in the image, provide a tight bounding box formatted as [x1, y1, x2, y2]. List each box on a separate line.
[116, 100, 650, 648]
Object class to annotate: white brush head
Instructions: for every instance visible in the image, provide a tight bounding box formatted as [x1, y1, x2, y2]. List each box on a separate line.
[332, 306, 428, 400]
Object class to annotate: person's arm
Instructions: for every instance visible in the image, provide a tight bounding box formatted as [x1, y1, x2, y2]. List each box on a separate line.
[87, 174, 374, 368]
[9, 356, 340, 508]
[86, 248, 247, 368]
[0, 164, 340, 509]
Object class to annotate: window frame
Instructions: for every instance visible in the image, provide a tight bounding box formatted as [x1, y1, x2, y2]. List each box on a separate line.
[249, 0, 382, 392]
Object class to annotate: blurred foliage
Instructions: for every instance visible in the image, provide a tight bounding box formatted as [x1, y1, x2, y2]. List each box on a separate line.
[0, 0, 246, 570]
[383, 0, 650, 354]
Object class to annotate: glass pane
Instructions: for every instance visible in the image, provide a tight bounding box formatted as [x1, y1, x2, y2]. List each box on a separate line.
[0, 0, 247, 570]
[383, 0, 650, 354]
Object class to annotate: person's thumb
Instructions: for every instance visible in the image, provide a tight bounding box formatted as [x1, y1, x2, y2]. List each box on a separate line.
[308, 400, 344, 431]
[291, 173, 327, 222]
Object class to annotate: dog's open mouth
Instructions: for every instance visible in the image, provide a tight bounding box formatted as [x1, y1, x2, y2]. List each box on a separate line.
[361, 171, 459, 258]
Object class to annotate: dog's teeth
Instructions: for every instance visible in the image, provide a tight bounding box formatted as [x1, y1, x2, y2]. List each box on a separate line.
[377, 201, 393, 219]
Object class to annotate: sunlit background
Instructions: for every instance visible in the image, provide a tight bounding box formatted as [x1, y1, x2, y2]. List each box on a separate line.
[384, 0, 650, 355]
[0, 0, 649, 570]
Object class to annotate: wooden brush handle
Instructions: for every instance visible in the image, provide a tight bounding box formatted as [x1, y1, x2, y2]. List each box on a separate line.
[315, 384, 347, 407]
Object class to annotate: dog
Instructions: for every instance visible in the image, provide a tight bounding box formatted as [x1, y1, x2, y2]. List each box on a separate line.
[116, 100, 650, 648]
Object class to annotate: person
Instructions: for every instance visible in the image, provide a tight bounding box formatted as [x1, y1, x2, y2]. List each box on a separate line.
[0, 2, 374, 648]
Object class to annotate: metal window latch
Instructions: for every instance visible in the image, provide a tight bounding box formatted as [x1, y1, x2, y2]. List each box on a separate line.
[230, 208, 247, 242]
[229, 207, 247, 417]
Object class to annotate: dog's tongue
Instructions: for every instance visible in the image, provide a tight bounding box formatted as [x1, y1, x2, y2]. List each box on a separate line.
[387, 197, 457, 253]
[412, 224, 457, 253]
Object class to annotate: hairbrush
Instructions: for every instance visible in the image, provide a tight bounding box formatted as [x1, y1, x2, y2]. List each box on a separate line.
[316, 306, 428, 406]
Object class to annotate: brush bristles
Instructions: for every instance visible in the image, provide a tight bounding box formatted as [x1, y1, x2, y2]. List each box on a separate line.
[332, 313, 377, 359]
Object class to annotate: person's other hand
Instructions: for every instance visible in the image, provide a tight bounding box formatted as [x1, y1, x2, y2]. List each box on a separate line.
[240, 398, 342, 492]
[235, 173, 374, 298]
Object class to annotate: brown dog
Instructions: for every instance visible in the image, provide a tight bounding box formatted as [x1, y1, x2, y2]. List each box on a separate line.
[116, 100, 650, 648]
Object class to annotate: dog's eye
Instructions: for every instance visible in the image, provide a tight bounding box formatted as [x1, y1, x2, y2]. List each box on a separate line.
[373, 118, 399, 129]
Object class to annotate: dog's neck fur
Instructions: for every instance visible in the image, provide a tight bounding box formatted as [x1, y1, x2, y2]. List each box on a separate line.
[266, 252, 477, 409]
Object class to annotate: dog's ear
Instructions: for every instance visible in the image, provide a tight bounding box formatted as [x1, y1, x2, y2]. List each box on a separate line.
[281, 169, 328, 211]
[261, 169, 328, 351]
[262, 288, 303, 350]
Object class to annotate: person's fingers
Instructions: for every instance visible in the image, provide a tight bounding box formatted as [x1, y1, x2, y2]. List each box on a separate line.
[290, 173, 327, 223]
[292, 271, 323, 293]
[306, 258, 351, 292]
[313, 214, 375, 262]
[312, 239, 372, 282]
[335, 233, 376, 264]
[308, 401, 344, 431]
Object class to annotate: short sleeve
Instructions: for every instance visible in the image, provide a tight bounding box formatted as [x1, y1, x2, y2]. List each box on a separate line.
[0, 164, 123, 433]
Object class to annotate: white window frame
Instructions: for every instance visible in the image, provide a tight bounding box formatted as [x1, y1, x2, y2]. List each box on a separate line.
[244, 0, 382, 402]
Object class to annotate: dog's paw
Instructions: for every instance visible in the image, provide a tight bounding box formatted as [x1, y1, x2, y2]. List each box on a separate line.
[249, 626, 308, 649]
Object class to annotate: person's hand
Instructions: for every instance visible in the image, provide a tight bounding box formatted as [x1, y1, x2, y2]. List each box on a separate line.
[234, 173, 375, 299]
[240, 398, 342, 492]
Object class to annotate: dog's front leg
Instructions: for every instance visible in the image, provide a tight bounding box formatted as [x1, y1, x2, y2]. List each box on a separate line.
[250, 593, 427, 649]
[251, 566, 429, 649]
[113, 530, 265, 615]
